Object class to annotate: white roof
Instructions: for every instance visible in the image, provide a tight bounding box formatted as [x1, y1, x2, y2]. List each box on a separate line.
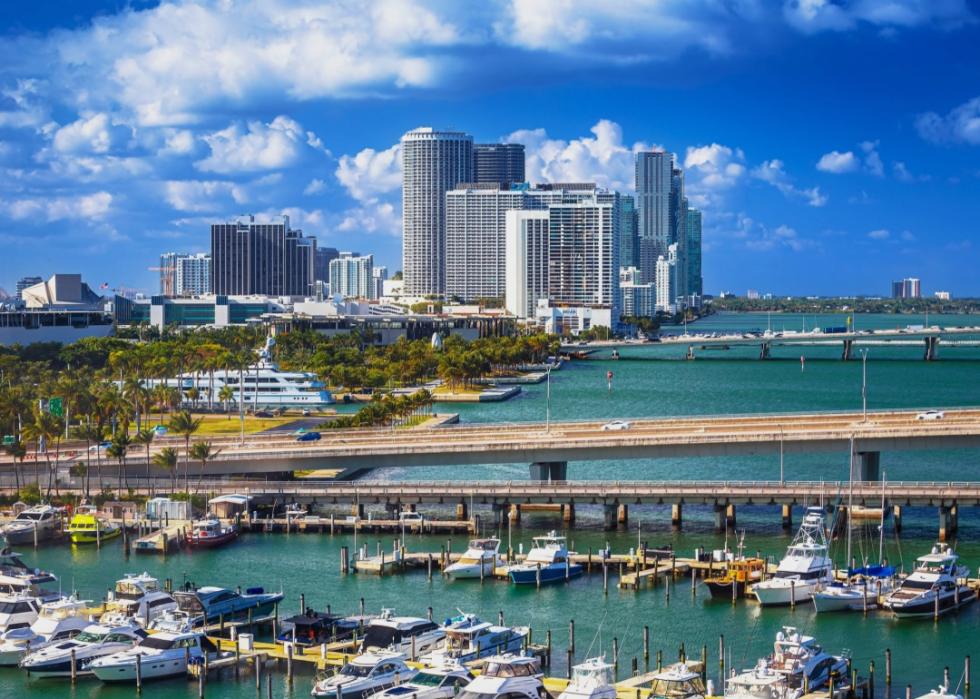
[208, 494, 251, 505]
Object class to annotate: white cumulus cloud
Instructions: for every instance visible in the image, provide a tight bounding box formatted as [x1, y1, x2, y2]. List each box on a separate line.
[916, 96, 980, 145]
[868, 228, 890, 240]
[51, 113, 131, 154]
[336, 144, 402, 202]
[816, 150, 858, 173]
[2, 191, 113, 221]
[196, 115, 319, 174]
[164, 180, 247, 213]
[784, 0, 974, 34]
[752, 159, 827, 206]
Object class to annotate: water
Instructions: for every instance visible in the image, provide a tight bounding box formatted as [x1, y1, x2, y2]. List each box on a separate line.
[3, 313, 979, 698]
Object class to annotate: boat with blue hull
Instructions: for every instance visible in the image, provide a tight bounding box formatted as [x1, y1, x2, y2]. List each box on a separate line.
[173, 585, 283, 628]
[508, 532, 583, 585]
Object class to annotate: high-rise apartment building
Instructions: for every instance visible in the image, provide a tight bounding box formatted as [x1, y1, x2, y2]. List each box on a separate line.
[329, 253, 374, 299]
[473, 143, 525, 186]
[314, 247, 339, 285]
[655, 244, 679, 313]
[619, 266, 654, 318]
[635, 151, 673, 284]
[685, 208, 703, 297]
[210, 215, 315, 296]
[401, 127, 473, 296]
[618, 195, 638, 270]
[892, 277, 921, 299]
[372, 266, 388, 300]
[16, 276, 43, 298]
[670, 170, 688, 303]
[158, 253, 211, 295]
[505, 210, 551, 319]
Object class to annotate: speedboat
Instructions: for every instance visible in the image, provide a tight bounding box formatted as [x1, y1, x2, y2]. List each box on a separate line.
[373, 660, 474, 699]
[559, 657, 618, 699]
[67, 510, 122, 544]
[812, 564, 896, 613]
[765, 626, 849, 693]
[0, 548, 58, 598]
[90, 629, 218, 682]
[311, 651, 416, 699]
[20, 622, 145, 677]
[444, 538, 505, 579]
[648, 662, 708, 699]
[456, 655, 544, 699]
[751, 508, 832, 606]
[508, 532, 583, 585]
[99, 572, 177, 628]
[277, 608, 360, 647]
[421, 612, 528, 664]
[0, 590, 42, 633]
[2, 505, 61, 546]
[915, 681, 964, 699]
[187, 517, 238, 548]
[173, 584, 284, 628]
[725, 659, 797, 699]
[359, 609, 445, 658]
[0, 595, 90, 665]
[882, 543, 975, 618]
[147, 609, 194, 633]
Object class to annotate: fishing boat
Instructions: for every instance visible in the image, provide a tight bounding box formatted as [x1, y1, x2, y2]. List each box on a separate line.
[90, 629, 219, 682]
[705, 532, 765, 599]
[187, 517, 238, 548]
[173, 584, 284, 628]
[881, 543, 975, 618]
[2, 505, 62, 546]
[0, 548, 58, 598]
[277, 608, 360, 647]
[444, 538, 505, 579]
[67, 510, 122, 544]
[20, 622, 146, 677]
[456, 655, 544, 699]
[311, 651, 416, 699]
[558, 657, 618, 699]
[648, 662, 709, 699]
[359, 608, 445, 657]
[99, 572, 177, 628]
[373, 659, 474, 699]
[0, 595, 90, 665]
[508, 532, 583, 585]
[751, 508, 832, 606]
[421, 612, 528, 664]
[0, 591, 42, 633]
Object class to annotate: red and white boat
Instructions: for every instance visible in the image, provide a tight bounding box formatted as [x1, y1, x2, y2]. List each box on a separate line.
[187, 518, 238, 549]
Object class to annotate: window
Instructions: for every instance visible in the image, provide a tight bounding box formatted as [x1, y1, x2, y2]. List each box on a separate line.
[140, 637, 176, 650]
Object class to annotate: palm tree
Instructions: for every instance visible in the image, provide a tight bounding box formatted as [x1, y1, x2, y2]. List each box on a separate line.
[132, 428, 155, 494]
[218, 385, 235, 417]
[4, 441, 26, 494]
[189, 440, 220, 494]
[71, 422, 102, 498]
[106, 432, 131, 492]
[167, 410, 203, 493]
[151, 447, 180, 495]
[21, 409, 62, 499]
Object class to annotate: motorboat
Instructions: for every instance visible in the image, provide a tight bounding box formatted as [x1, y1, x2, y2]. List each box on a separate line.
[173, 584, 283, 627]
[20, 622, 146, 677]
[67, 509, 122, 544]
[99, 572, 177, 628]
[421, 612, 528, 664]
[812, 564, 896, 613]
[444, 538, 505, 579]
[915, 681, 964, 699]
[456, 654, 544, 699]
[277, 608, 360, 647]
[2, 505, 62, 546]
[359, 608, 445, 658]
[90, 629, 218, 682]
[0, 591, 42, 633]
[648, 662, 708, 699]
[147, 609, 194, 633]
[705, 534, 765, 600]
[373, 660, 474, 699]
[187, 517, 238, 548]
[765, 626, 849, 693]
[559, 657, 617, 699]
[725, 659, 798, 699]
[751, 508, 832, 606]
[0, 595, 90, 665]
[882, 543, 975, 618]
[311, 650, 416, 699]
[0, 548, 58, 598]
[508, 532, 583, 585]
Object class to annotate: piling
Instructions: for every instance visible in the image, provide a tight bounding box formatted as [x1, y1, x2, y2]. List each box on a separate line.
[643, 626, 650, 661]
[136, 651, 143, 692]
[945, 667, 951, 690]
[603, 563, 609, 595]
[657, 649, 662, 672]
[268, 674, 273, 699]
[719, 635, 725, 686]
[886, 649, 892, 686]
[427, 606, 433, 622]
[679, 642, 686, 662]
[632, 657, 638, 677]
[790, 580, 796, 610]
[869, 660, 875, 698]
[569, 620, 575, 654]
[612, 637, 619, 670]
[256, 652, 262, 690]
[691, 568, 697, 597]
[427, 553, 433, 581]
[965, 655, 971, 694]
[499, 610, 505, 626]
[546, 630, 552, 667]
[701, 645, 707, 681]
[287, 642, 294, 683]
[906, 686, 912, 699]
[567, 649, 574, 679]
[199, 657, 206, 698]
[70, 648, 77, 683]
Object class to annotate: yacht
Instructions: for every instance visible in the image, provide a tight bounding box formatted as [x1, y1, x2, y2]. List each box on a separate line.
[764, 626, 849, 693]
[915, 681, 965, 699]
[0, 591, 42, 633]
[558, 657, 618, 699]
[882, 543, 975, 618]
[99, 572, 177, 628]
[311, 651, 416, 699]
[67, 510, 122, 545]
[173, 584, 284, 628]
[445, 538, 505, 579]
[421, 612, 528, 664]
[508, 532, 583, 585]
[141, 335, 334, 408]
[20, 622, 146, 677]
[751, 508, 832, 606]
[456, 655, 544, 699]
[277, 608, 360, 647]
[0, 595, 90, 665]
[359, 609, 445, 657]
[725, 659, 797, 699]
[373, 660, 474, 699]
[2, 505, 62, 546]
[0, 548, 58, 598]
[187, 517, 238, 548]
[147, 609, 194, 633]
[812, 564, 896, 613]
[648, 663, 708, 699]
[90, 629, 218, 682]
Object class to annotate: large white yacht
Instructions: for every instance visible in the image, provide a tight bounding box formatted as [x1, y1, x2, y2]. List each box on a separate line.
[0, 595, 90, 665]
[20, 622, 145, 677]
[457, 655, 544, 699]
[882, 543, 975, 618]
[648, 663, 708, 699]
[99, 572, 177, 628]
[445, 539, 505, 579]
[421, 612, 527, 664]
[373, 660, 474, 699]
[311, 651, 416, 699]
[2, 505, 62, 546]
[359, 609, 445, 658]
[752, 508, 832, 606]
[90, 629, 218, 682]
[141, 336, 333, 408]
[0, 548, 58, 599]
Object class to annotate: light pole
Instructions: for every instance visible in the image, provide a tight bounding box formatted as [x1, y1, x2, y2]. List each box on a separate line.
[779, 425, 784, 484]
[860, 349, 869, 422]
[545, 364, 553, 433]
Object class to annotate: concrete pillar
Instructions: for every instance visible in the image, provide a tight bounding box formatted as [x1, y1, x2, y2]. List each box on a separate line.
[857, 451, 881, 481]
[713, 504, 726, 532]
[950, 504, 958, 534]
[833, 506, 847, 536]
[726, 504, 736, 529]
[759, 342, 771, 360]
[841, 339, 853, 361]
[617, 503, 629, 526]
[562, 503, 576, 523]
[686, 346, 695, 360]
[491, 503, 506, 527]
[351, 503, 364, 519]
[509, 504, 521, 524]
[603, 504, 617, 531]
[671, 504, 683, 529]
[939, 506, 953, 542]
[924, 336, 939, 361]
[456, 502, 468, 521]
[781, 504, 793, 531]
[529, 461, 567, 481]
[384, 502, 399, 518]
[892, 504, 903, 533]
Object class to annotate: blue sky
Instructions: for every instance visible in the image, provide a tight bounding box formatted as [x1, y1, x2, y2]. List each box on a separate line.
[1, 0, 978, 297]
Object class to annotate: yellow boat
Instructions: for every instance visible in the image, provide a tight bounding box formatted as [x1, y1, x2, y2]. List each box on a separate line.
[67, 511, 122, 544]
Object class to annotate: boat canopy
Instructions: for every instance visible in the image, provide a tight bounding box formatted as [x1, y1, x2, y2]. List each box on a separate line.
[847, 564, 896, 578]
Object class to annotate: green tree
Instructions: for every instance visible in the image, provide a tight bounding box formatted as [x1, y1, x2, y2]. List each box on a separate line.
[132, 428, 155, 494]
[151, 447, 180, 495]
[189, 440, 220, 494]
[167, 410, 203, 492]
[106, 432, 131, 491]
[218, 384, 235, 417]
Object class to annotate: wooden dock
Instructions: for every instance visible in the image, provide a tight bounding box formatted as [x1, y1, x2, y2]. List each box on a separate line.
[242, 515, 475, 535]
[133, 522, 188, 553]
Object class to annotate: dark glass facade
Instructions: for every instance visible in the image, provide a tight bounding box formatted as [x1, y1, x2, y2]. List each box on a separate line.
[211, 217, 315, 296]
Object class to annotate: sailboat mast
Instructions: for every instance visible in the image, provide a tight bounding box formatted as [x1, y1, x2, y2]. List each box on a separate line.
[879, 469, 886, 564]
[846, 436, 854, 568]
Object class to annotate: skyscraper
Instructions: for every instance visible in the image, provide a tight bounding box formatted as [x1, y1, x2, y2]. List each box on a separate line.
[618, 195, 638, 270]
[473, 143, 525, 186]
[211, 215, 315, 296]
[685, 208, 703, 297]
[892, 277, 921, 299]
[401, 127, 473, 296]
[329, 253, 374, 299]
[314, 247, 339, 285]
[655, 244, 678, 313]
[670, 170, 688, 305]
[635, 151, 672, 284]
[175, 253, 211, 295]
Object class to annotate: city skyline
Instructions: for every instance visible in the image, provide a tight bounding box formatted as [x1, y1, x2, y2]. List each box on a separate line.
[1, 1, 979, 296]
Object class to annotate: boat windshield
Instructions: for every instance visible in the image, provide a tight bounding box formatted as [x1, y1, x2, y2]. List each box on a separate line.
[340, 663, 376, 677]
[140, 636, 176, 650]
[0, 601, 35, 614]
[75, 630, 108, 643]
[15, 512, 43, 521]
[459, 692, 507, 699]
[900, 579, 937, 590]
[412, 672, 447, 687]
[485, 661, 536, 677]
[650, 677, 706, 697]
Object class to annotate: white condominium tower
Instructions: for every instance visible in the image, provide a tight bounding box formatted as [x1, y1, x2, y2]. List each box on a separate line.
[401, 127, 473, 296]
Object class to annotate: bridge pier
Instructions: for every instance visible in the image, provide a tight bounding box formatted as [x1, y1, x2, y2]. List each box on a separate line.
[781, 504, 793, 531]
[529, 461, 567, 482]
[924, 336, 939, 361]
[841, 339, 853, 361]
[671, 504, 682, 529]
[892, 504, 903, 533]
[456, 502, 468, 521]
[617, 503, 629, 526]
[759, 342, 771, 360]
[603, 504, 617, 531]
[351, 503, 364, 519]
[562, 503, 576, 523]
[686, 345, 695, 360]
[491, 503, 507, 527]
[713, 504, 736, 532]
[384, 502, 400, 518]
[939, 505, 958, 542]
[509, 504, 521, 524]
[857, 451, 880, 481]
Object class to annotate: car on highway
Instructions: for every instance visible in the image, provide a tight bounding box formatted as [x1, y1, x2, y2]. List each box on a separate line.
[916, 410, 945, 421]
[296, 431, 322, 442]
[89, 441, 111, 452]
[254, 410, 274, 418]
[601, 420, 632, 431]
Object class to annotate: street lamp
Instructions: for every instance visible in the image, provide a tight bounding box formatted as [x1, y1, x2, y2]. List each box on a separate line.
[860, 349, 869, 422]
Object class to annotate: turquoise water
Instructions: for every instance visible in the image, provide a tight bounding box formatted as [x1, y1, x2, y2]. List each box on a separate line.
[2, 313, 979, 698]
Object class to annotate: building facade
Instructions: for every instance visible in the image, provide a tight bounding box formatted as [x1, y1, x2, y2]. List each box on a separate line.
[401, 127, 473, 296]
[504, 210, 550, 319]
[618, 195, 638, 270]
[329, 253, 374, 299]
[635, 151, 673, 284]
[210, 215, 315, 297]
[892, 278, 921, 299]
[314, 247, 339, 285]
[473, 143, 525, 186]
[670, 169, 688, 303]
[16, 276, 43, 298]
[655, 244, 679, 313]
[174, 253, 211, 296]
[685, 208, 703, 297]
